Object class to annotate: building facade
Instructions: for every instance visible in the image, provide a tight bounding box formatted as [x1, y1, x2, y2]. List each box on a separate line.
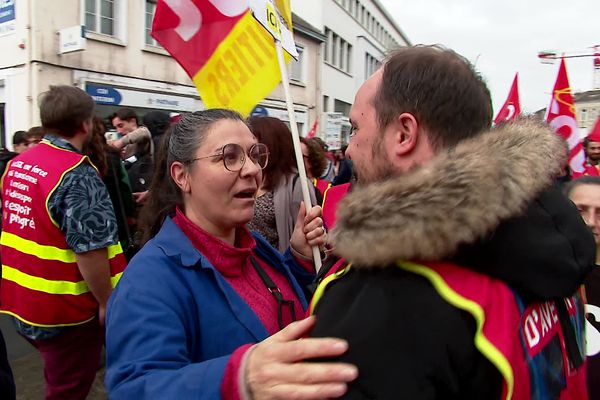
[295, 0, 411, 149]
[575, 90, 600, 136]
[0, 0, 408, 150]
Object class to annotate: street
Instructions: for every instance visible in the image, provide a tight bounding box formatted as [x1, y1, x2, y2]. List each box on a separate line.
[1, 314, 107, 399]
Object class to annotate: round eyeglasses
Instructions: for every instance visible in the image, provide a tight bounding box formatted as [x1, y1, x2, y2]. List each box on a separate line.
[190, 143, 269, 172]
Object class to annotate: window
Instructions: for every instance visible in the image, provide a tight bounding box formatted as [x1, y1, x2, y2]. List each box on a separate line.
[324, 28, 353, 74]
[289, 46, 304, 82]
[145, 0, 160, 46]
[84, 0, 125, 40]
[365, 53, 381, 80]
[85, 0, 115, 35]
[323, 95, 330, 112]
[331, 34, 338, 66]
[334, 99, 351, 117]
[346, 43, 353, 73]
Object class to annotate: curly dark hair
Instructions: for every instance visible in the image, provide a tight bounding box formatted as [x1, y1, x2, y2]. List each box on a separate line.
[300, 137, 327, 178]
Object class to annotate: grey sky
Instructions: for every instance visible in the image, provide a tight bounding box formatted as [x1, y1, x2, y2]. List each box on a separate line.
[378, 0, 599, 115]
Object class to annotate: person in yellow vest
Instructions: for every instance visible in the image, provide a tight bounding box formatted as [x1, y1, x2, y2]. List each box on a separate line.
[310, 46, 594, 399]
[0, 85, 126, 399]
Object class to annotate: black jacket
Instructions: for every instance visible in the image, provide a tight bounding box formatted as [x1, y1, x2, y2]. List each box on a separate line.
[311, 120, 594, 399]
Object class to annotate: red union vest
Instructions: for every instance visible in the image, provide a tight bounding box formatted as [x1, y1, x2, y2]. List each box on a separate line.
[312, 178, 331, 201]
[0, 140, 127, 327]
[572, 162, 600, 179]
[322, 182, 350, 230]
[311, 261, 588, 400]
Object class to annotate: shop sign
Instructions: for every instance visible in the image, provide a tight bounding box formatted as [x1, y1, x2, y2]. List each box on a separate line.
[0, 0, 16, 37]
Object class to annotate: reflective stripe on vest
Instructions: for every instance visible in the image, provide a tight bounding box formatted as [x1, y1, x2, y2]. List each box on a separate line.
[398, 261, 514, 400]
[1, 231, 123, 263]
[310, 261, 515, 400]
[2, 265, 123, 295]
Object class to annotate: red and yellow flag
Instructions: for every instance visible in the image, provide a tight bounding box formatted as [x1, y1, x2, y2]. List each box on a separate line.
[151, 0, 289, 116]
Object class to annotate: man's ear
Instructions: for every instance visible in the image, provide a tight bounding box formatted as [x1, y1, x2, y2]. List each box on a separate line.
[393, 112, 420, 156]
[82, 118, 92, 136]
[171, 161, 191, 193]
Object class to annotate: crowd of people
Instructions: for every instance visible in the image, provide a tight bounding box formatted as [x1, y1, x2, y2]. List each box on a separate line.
[0, 44, 598, 400]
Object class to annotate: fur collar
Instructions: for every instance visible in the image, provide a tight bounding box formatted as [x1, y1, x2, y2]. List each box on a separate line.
[331, 120, 567, 267]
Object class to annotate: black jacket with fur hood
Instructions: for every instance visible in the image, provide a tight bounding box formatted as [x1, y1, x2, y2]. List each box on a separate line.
[310, 120, 595, 399]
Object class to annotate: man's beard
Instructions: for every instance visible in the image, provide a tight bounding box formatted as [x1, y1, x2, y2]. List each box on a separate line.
[354, 137, 398, 186]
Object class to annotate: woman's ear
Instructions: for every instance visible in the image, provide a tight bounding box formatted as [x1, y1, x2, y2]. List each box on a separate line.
[170, 161, 191, 193]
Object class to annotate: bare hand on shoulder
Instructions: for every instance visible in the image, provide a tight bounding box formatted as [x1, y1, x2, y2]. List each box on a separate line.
[245, 316, 357, 399]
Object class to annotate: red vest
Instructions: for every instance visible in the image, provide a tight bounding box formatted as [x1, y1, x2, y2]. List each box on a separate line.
[572, 163, 600, 179]
[311, 261, 588, 400]
[0, 141, 127, 327]
[312, 178, 331, 201]
[322, 183, 350, 230]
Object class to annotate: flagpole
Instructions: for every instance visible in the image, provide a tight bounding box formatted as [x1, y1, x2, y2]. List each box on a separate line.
[274, 39, 323, 272]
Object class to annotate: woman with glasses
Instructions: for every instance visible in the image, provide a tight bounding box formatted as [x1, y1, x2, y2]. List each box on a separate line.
[105, 109, 357, 399]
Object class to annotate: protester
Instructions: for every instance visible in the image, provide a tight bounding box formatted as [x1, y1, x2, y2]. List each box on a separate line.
[247, 116, 317, 252]
[25, 126, 44, 147]
[105, 109, 357, 399]
[564, 176, 600, 399]
[143, 110, 171, 159]
[109, 107, 153, 159]
[84, 116, 137, 260]
[577, 131, 600, 178]
[331, 146, 353, 186]
[312, 137, 336, 182]
[11, 131, 28, 154]
[0, 85, 127, 399]
[310, 45, 593, 399]
[300, 137, 329, 204]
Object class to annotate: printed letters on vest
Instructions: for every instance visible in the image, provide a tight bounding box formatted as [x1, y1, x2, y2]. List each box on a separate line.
[0, 141, 127, 327]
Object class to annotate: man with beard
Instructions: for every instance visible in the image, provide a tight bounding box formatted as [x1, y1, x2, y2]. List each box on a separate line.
[0, 85, 126, 399]
[310, 46, 593, 399]
[578, 126, 600, 178]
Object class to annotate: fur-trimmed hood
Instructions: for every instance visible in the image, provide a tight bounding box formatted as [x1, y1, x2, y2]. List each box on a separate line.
[332, 120, 571, 268]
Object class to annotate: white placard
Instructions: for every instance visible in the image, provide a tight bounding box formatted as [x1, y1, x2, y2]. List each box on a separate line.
[58, 25, 86, 54]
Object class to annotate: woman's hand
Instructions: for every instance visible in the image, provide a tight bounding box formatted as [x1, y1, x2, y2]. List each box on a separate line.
[290, 202, 327, 259]
[245, 316, 357, 399]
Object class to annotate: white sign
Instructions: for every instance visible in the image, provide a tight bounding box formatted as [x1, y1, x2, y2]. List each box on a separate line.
[324, 112, 343, 150]
[58, 25, 86, 54]
[86, 84, 203, 112]
[249, 0, 298, 59]
[265, 107, 307, 124]
[0, 0, 16, 37]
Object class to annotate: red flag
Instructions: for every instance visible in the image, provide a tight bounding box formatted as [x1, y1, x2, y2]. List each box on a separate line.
[306, 119, 318, 138]
[494, 73, 521, 125]
[588, 116, 600, 143]
[545, 58, 585, 174]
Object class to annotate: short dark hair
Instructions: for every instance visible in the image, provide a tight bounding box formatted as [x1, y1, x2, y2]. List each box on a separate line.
[111, 108, 139, 125]
[39, 85, 95, 138]
[374, 45, 492, 150]
[12, 131, 27, 145]
[563, 175, 600, 197]
[26, 126, 45, 141]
